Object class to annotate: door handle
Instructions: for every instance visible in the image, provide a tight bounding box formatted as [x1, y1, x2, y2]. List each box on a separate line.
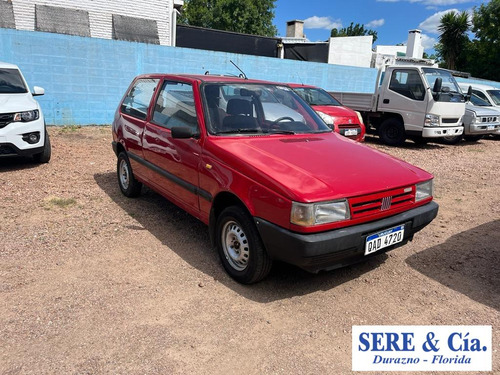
[383, 99, 390, 104]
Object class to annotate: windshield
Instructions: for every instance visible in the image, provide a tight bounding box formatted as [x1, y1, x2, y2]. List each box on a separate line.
[422, 68, 462, 102]
[292, 87, 341, 106]
[0, 68, 28, 94]
[487, 89, 500, 105]
[202, 83, 331, 135]
[470, 92, 492, 107]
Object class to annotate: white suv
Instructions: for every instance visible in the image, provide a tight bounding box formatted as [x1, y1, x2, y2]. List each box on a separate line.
[0, 62, 51, 162]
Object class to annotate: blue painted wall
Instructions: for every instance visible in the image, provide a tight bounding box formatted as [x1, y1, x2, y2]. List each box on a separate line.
[1, 28, 378, 125]
[2, 29, 499, 125]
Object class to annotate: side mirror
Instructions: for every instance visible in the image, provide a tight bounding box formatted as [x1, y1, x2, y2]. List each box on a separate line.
[32, 86, 45, 96]
[171, 126, 199, 139]
[432, 78, 442, 93]
[465, 85, 472, 102]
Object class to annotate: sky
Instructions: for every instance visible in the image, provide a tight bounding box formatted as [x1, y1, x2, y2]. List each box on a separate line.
[273, 0, 488, 53]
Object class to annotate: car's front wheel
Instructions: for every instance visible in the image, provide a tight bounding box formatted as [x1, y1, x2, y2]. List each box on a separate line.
[441, 134, 463, 145]
[216, 206, 272, 284]
[379, 118, 406, 146]
[33, 130, 51, 163]
[117, 152, 142, 197]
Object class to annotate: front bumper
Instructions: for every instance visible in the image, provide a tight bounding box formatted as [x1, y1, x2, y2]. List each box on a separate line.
[0, 115, 46, 156]
[254, 201, 438, 273]
[422, 126, 463, 138]
[465, 122, 500, 135]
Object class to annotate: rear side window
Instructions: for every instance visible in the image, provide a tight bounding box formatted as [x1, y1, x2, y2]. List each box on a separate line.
[0, 68, 28, 94]
[121, 78, 159, 120]
[389, 70, 425, 101]
[152, 81, 198, 130]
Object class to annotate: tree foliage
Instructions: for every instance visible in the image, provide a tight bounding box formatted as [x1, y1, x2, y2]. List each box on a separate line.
[179, 0, 278, 37]
[467, 0, 500, 81]
[436, 11, 470, 71]
[330, 22, 378, 43]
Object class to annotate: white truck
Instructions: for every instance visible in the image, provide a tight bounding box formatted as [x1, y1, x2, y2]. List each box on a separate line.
[331, 65, 466, 146]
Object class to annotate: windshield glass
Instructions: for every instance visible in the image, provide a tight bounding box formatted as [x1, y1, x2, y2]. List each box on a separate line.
[202, 83, 331, 135]
[470, 92, 492, 106]
[292, 87, 342, 106]
[487, 89, 500, 105]
[0, 68, 28, 94]
[422, 68, 462, 102]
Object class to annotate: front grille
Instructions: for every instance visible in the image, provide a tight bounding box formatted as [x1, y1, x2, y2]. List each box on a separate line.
[349, 186, 415, 219]
[442, 118, 459, 124]
[480, 116, 497, 123]
[0, 113, 15, 128]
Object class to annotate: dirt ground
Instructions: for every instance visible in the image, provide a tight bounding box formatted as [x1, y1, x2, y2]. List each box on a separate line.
[1, 126, 499, 374]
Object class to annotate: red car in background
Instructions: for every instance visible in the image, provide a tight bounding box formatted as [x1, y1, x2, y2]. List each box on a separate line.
[288, 83, 366, 142]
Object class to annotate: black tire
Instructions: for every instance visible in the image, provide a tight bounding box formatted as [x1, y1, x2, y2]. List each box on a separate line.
[117, 152, 142, 197]
[440, 134, 463, 145]
[378, 118, 406, 146]
[464, 134, 484, 142]
[33, 131, 51, 163]
[215, 206, 272, 284]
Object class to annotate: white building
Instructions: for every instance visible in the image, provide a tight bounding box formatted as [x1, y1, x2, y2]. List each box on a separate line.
[0, 0, 183, 46]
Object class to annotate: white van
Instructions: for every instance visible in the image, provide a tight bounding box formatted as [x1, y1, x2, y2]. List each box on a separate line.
[0, 62, 51, 162]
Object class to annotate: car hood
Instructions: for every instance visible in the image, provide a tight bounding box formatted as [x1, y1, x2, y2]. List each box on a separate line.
[0, 93, 39, 113]
[312, 105, 357, 118]
[465, 103, 500, 116]
[208, 133, 431, 202]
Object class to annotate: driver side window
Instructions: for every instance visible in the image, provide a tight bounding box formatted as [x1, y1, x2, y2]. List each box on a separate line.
[389, 70, 425, 101]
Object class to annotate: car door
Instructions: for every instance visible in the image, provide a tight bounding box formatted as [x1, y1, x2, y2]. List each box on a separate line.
[377, 68, 427, 132]
[142, 80, 202, 213]
[118, 77, 160, 181]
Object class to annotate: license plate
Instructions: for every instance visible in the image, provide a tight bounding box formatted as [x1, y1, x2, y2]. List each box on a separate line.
[365, 225, 405, 255]
[344, 129, 358, 136]
[487, 125, 494, 131]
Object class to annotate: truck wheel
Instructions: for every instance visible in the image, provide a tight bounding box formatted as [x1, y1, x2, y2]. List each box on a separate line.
[216, 206, 272, 284]
[464, 134, 483, 142]
[441, 134, 462, 145]
[33, 131, 51, 163]
[117, 152, 142, 197]
[379, 118, 406, 146]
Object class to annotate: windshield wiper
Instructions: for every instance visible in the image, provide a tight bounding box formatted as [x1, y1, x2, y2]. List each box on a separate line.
[266, 129, 296, 135]
[214, 128, 262, 135]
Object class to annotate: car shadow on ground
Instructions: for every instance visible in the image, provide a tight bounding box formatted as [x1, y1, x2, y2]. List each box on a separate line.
[94, 171, 388, 302]
[363, 135, 446, 150]
[0, 156, 41, 171]
[406, 220, 500, 311]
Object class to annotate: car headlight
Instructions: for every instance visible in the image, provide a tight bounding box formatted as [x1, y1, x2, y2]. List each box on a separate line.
[424, 113, 440, 127]
[13, 110, 39, 122]
[416, 180, 433, 202]
[355, 111, 364, 125]
[472, 114, 480, 124]
[291, 199, 350, 226]
[316, 110, 334, 125]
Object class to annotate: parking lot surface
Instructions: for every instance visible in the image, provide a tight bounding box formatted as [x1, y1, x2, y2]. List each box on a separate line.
[1, 126, 499, 374]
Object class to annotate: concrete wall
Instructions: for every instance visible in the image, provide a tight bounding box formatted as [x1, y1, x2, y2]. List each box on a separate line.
[8, 0, 174, 45]
[1, 29, 380, 125]
[328, 36, 373, 68]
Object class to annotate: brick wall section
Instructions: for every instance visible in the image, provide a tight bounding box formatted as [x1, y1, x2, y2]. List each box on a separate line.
[9, 0, 172, 45]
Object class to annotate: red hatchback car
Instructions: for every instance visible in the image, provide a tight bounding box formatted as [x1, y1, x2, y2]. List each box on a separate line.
[288, 83, 366, 142]
[112, 74, 437, 283]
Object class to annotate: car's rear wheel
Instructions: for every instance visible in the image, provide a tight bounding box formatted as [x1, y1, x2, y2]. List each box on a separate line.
[117, 152, 142, 197]
[216, 206, 272, 284]
[379, 118, 406, 146]
[33, 130, 51, 163]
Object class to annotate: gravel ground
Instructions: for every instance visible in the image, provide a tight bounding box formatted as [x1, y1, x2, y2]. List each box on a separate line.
[1, 126, 499, 374]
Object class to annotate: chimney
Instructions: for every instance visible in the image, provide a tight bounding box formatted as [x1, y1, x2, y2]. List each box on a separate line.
[286, 20, 304, 38]
[406, 29, 423, 58]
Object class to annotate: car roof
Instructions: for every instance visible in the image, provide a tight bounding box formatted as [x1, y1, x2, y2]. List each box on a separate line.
[458, 82, 496, 90]
[0, 61, 20, 70]
[133, 73, 284, 85]
[287, 83, 319, 89]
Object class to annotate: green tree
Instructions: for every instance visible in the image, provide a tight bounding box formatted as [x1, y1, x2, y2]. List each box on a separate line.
[466, 0, 500, 81]
[436, 11, 470, 70]
[179, 0, 278, 37]
[330, 22, 378, 43]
